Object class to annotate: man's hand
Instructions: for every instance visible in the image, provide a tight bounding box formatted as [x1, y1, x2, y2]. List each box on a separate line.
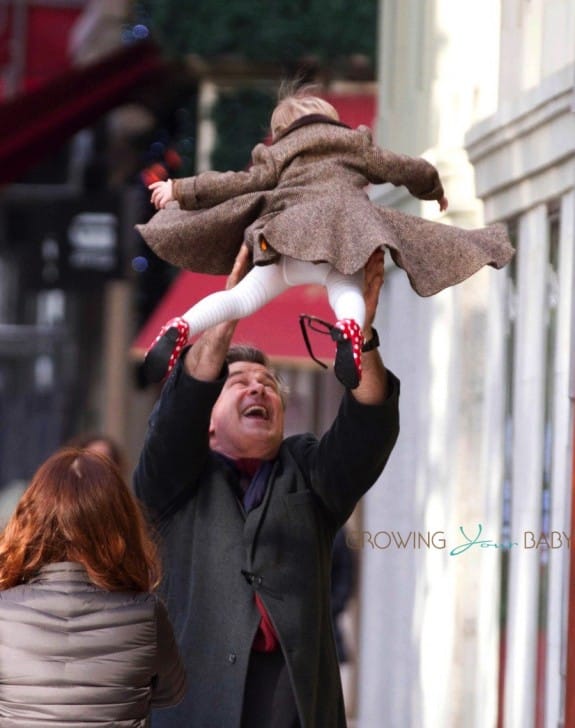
[353, 247, 388, 405]
[363, 248, 384, 336]
[226, 244, 251, 291]
[183, 245, 252, 381]
[149, 179, 175, 209]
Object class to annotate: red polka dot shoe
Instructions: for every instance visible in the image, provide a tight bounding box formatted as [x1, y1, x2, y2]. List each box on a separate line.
[298, 314, 364, 389]
[331, 319, 364, 390]
[143, 317, 190, 383]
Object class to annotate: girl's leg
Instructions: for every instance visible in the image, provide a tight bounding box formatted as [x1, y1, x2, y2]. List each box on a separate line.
[283, 258, 367, 388]
[324, 268, 365, 328]
[181, 264, 290, 335]
[144, 263, 290, 382]
[145, 254, 368, 387]
[281, 258, 367, 388]
[280, 258, 365, 327]
[324, 268, 366, 390]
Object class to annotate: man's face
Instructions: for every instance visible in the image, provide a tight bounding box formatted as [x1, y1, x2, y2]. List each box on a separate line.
[209, 361, 285, 460]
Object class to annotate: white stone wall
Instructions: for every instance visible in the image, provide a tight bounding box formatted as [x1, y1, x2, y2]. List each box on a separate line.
[466, 29, 575, 726]
[361, 1, 575, 726]
[357, 2, 504, 726]
[499, 0, 575, 96]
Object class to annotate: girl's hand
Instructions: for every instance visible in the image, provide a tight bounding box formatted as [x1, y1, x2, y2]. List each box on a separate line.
[439, 196, 449, 212]
[149, 179, 174, 209]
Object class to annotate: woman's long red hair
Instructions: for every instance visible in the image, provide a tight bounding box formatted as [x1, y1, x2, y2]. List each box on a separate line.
[0, 448, 161, 592]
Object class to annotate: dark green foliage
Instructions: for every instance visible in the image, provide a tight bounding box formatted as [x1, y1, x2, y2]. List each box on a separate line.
[139, 0, 377, 66]
[210, 88, 276, 171]
[135, 0, 376, 171]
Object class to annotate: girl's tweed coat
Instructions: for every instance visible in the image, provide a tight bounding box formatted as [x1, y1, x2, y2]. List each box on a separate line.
[138, 115, 513, 297]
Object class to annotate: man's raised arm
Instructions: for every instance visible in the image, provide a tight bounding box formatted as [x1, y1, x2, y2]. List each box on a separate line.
[352, 248, 389, 405]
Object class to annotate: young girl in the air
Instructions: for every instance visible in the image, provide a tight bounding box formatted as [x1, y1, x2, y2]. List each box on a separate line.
[139, 88, 513, 388]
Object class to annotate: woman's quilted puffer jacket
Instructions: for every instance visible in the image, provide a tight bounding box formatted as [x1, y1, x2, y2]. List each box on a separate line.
[0, 562, 186, 727]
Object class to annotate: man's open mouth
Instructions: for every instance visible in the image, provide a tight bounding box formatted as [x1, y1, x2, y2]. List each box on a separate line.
[242, 405, 269, 420]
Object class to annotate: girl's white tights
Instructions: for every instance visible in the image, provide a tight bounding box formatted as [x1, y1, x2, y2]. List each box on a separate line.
[180, 255, 366, 336]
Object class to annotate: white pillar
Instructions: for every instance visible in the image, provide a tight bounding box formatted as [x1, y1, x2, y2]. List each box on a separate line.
[544, 190, 575, 728]
[504, 204, 549, 728]
[196, 81, 218, 173]
[369, 0, 504, 723]
[473, 267, 509, 728]
[356, 268, 456, 728]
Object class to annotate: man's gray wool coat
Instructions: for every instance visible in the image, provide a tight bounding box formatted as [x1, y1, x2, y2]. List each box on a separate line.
[137, 115, 514, 297]
[133, 358, 401, 727]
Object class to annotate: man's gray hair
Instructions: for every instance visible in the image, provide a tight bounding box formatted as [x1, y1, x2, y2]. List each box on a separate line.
[225, 345, 289, 405]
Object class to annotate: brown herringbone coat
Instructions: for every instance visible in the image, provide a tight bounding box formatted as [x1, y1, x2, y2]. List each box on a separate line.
[138, 115, 513, 297]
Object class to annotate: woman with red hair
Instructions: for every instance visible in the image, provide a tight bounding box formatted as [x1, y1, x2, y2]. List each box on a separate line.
[0, 447, 186, 727]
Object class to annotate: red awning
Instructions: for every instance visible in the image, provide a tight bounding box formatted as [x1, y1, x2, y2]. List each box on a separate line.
[322, 93, 376, 130]
[0, 40, 165, 186]
[24, 5, 82, 90]
[132, 271, 338, 366]
[0, 4, 82, 95]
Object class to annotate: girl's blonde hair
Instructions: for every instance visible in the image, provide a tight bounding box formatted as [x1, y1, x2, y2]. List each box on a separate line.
[270, 85, 339, 140]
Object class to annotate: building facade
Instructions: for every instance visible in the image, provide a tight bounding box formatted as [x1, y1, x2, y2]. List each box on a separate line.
[356, 1, 575, 727]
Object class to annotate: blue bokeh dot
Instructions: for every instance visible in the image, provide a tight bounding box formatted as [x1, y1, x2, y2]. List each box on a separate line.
[132, 256, 149, 273]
